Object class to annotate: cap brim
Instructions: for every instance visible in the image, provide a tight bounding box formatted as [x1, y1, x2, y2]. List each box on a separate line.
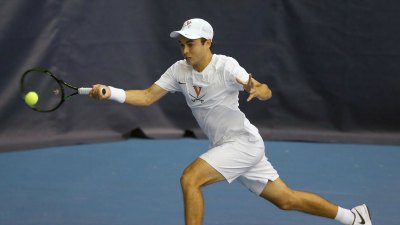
[170, 31, 202, 39]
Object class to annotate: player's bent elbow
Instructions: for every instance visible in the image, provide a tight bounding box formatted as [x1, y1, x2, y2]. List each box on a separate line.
[144, 97, 155, 106]
[138, 95, 153, 107]
[142, 91, 158, 106]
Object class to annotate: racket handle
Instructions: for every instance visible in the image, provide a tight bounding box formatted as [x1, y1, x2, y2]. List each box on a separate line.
[78, 87, 92, 95]
[78, 87, 107, 96]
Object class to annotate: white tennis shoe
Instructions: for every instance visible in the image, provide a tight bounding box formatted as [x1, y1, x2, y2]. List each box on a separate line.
[351, 204, 372, 225]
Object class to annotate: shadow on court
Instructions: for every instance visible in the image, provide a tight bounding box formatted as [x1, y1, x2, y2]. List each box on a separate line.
[0, 139, 399, 225]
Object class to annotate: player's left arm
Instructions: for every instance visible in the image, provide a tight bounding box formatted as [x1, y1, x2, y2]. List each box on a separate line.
[236, 74, 272, 102]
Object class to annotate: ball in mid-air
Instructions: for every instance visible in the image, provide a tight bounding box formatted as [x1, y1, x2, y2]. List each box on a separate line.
[24, 91, 39, 107]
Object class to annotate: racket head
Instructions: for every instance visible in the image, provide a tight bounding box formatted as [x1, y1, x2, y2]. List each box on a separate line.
[20, 68, 65, 112]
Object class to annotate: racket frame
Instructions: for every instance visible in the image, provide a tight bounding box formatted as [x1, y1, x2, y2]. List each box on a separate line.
[21, 68, 83, 112]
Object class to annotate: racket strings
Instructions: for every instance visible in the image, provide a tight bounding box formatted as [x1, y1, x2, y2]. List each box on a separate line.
[21, 70, 63, 112]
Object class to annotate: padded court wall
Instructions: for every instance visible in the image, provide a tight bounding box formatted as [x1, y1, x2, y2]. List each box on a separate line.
[1, 1, 399, 151]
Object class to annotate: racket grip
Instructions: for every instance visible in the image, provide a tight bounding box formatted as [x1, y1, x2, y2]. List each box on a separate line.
[78, 87, 92, 95]
[78, 87, 107, 96]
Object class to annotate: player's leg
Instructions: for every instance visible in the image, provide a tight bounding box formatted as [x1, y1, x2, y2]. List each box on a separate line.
[260, 178, 374, 224]
[180, 158, 225, 225]
[239, 155, 369, 225]
[181, 137, 265, 225]
[261, 177, 374, 225]
[260, 177, 339, 218]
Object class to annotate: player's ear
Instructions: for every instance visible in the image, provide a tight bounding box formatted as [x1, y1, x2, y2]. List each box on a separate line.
[206, 39, 212, 48]
[201, 38, 211, 48]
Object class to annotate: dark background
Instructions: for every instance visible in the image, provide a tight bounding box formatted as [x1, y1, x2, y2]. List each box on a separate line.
[1, 0, 399, 151]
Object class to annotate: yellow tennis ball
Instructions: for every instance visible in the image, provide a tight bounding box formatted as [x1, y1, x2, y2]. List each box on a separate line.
[24, 91, 39, 107]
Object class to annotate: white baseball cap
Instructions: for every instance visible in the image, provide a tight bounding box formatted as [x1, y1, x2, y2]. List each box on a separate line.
[170, 18, 213, 40]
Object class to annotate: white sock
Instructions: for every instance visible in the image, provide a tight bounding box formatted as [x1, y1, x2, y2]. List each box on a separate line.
[335, 207, 355, 225]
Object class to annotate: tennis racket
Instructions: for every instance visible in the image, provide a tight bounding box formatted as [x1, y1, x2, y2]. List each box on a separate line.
[20, 68, 105, 112]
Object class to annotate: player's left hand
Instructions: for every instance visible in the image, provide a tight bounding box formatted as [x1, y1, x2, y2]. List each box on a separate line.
[236, 74, 258, 102]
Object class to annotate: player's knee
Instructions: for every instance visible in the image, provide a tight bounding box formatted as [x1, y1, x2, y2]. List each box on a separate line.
[276, 199, 296, 211]
[180, 170, 199, 190]
[274, 194, 298, 211]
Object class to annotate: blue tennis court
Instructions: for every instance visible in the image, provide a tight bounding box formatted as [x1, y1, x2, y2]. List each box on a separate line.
[0, 139, 398, 225]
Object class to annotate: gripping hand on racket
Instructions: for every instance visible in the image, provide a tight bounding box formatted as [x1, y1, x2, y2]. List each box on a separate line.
[90, 84, 111, 100]
[236, 74, 272, 102]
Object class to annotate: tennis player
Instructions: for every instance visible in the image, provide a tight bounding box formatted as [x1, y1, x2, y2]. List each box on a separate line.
[90, 18, 372, 225]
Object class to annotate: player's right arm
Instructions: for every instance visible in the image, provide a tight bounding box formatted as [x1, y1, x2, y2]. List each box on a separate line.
[124, 84, 168, 106]
[90, 83, 168, 107]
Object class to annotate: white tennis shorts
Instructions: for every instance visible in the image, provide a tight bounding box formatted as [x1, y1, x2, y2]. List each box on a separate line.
[200, 136, 279, 195]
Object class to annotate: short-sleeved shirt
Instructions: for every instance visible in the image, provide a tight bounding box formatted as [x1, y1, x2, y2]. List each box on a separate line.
[155, 54, 262, 147]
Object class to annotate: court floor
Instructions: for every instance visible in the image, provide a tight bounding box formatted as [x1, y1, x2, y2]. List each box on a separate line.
[0, 139, 399, 225]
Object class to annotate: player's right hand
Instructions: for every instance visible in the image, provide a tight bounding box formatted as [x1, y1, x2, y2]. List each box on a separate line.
[89, 84, 111, 100]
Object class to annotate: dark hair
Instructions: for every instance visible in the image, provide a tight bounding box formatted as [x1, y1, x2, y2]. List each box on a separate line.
[200, 38, 213, 51]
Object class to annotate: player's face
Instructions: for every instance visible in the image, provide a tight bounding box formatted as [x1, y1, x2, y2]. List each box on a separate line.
[178, 36, 210, 67]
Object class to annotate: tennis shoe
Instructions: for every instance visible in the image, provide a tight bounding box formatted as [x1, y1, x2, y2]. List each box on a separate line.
[351, 204, 372, 225]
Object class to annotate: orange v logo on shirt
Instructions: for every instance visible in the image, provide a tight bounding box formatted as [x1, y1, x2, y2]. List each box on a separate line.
[193, 86, 202, 97]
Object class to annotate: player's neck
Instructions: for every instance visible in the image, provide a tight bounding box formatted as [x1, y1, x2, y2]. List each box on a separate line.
[193, 52, 213, 72]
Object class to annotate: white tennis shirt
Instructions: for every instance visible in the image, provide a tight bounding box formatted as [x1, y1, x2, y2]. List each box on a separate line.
[155, 54, 262, 147]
